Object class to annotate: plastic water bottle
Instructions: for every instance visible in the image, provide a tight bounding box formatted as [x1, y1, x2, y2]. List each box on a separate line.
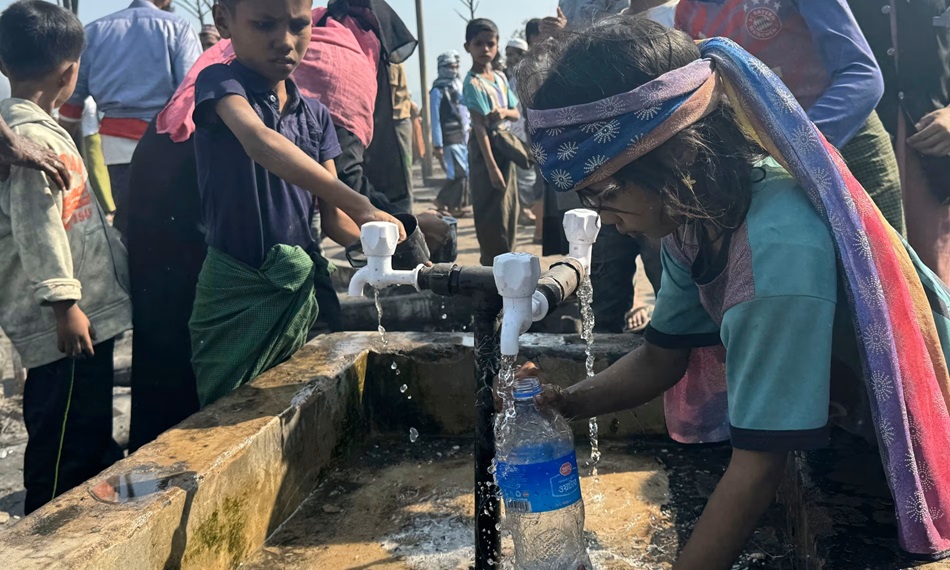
[496, 377, 592, 570]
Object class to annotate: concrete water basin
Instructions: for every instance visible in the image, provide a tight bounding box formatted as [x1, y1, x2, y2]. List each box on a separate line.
[0, 332, 945, 569]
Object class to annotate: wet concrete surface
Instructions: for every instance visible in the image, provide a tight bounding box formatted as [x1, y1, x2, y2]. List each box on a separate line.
[779, 431, 950, 570]
[239, 436, 790, 570]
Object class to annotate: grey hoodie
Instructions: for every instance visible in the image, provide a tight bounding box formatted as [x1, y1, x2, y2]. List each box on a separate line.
[0, 99, 131, 369]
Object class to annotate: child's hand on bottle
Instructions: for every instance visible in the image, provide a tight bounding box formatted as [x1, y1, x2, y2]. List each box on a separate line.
[352, 207, 407, 242]
[494, 361, 571, 417]
[52, 302, 96, 359]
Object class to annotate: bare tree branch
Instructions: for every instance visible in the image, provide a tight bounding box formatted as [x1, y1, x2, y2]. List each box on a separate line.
[457, 0, 479, 22]
[177, 0, 214, 24]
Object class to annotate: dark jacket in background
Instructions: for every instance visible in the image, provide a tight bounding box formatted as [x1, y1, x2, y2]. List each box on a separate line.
[849, 0, 950, 197]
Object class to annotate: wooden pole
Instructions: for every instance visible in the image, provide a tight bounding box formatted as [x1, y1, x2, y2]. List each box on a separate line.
[414, 0, 435, 183]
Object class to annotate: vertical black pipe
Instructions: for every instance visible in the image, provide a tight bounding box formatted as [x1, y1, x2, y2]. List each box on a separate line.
[472, 292, 502, 570]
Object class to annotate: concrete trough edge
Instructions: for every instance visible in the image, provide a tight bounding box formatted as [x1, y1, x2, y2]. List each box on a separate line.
[0, 332, 397, 570]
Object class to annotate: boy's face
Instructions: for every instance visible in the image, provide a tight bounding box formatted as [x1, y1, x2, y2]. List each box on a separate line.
[214, 0, 312, 84]
[465, 31, 499, 67]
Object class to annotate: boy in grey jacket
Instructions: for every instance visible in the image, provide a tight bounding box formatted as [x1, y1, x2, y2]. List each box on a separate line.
[0, 0, 132, 514]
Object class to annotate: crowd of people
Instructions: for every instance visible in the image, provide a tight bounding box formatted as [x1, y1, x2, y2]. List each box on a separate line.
[0, 0, 949, 568]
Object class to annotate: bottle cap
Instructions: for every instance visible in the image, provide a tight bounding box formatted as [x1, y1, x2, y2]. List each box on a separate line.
[513, 377, 542, 400]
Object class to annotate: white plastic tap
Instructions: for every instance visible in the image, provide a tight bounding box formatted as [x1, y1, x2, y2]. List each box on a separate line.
[347, 222, 423, 297]
[563, 209, 602, 275]
[493, 253, 542, 357]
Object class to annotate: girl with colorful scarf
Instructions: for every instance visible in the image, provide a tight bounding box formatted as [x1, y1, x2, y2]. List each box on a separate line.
[517, 16, 950, 568]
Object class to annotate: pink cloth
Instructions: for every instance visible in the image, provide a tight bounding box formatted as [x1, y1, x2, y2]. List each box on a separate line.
[296, 11, 380, 146]
[156, 8, 379, 146]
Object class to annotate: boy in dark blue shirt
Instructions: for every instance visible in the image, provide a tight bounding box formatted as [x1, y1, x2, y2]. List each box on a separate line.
[189, 0, 404, 406]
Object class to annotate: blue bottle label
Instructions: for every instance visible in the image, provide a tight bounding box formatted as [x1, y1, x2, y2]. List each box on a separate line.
[496, 451, 582, 514]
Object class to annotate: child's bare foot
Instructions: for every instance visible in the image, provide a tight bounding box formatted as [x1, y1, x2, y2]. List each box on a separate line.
[624, 306, 652, 333]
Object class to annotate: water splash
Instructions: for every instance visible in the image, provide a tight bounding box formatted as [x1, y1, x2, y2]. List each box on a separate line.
[493, 354, 519, 466]
[577, 277, 602, 479]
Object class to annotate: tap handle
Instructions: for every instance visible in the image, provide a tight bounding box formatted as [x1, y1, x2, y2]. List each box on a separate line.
[360, 221, 400, 258]
[493, 253, 541, 298]
[563, 209, 602, 245]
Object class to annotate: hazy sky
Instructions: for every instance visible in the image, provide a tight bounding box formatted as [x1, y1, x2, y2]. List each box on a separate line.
[0, 0, 558, 100]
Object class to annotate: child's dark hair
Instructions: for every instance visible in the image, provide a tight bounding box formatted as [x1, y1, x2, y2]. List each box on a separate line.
[518, 16, 764, 233]
[525, 19, 542, 42]
[0, 0, 84, 82]
[466, 18, 498, 43]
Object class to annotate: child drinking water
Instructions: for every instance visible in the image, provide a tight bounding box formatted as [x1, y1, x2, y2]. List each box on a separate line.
[462, 18, 521, 266]
[189, 0, 403, 406]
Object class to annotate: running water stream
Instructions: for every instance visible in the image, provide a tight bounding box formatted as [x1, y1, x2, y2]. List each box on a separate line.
[493, 354, 519, 464]
[490, 353, 519, 564]
[374, 289, 387, 348]
[577, 278, 602, 480]
[375, 288, 418, 442]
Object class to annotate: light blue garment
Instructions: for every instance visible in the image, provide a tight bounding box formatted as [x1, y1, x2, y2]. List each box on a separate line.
[65, 0, 201, 123]
[558, 0, 630, 30]
[443, 144, 469, 180]
[429, 80, 470, 148]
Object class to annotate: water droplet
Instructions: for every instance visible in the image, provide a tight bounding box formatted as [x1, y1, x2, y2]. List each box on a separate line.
[391, 362, 398, 370]
[409, 427, 419, 443]
[441, 313, 448, 320]
[399, 384, 408, 393]
[407, 395, 412, 400]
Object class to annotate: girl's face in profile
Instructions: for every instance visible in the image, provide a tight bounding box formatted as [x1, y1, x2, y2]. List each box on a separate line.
[580, 176, 680, 239]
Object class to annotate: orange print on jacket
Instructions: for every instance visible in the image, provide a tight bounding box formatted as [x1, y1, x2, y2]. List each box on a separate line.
[59, 153, 91, 231]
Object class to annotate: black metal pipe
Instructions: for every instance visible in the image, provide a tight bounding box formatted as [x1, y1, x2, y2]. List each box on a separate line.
[536, 258, 585, 314]
[417, 264, 497, 297]
[472, 292, 502, 569]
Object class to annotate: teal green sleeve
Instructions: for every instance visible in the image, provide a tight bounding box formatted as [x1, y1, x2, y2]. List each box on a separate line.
[463, 77, 491, 116]
[722, 295, 834, 451]
[643, 243, 721, 349]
